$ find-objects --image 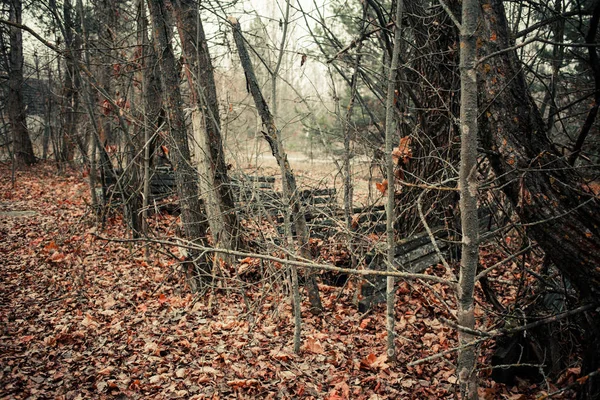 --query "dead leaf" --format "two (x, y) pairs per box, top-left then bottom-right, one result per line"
(376, 180), (388, 195)
(97, 366), (114, 376)
(392, 136), (413, 165)
(227, 379), (260, 388)
(361, 353), (388, 370)
(304, 337), (325, 354)
(81, 314), (99, 328)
